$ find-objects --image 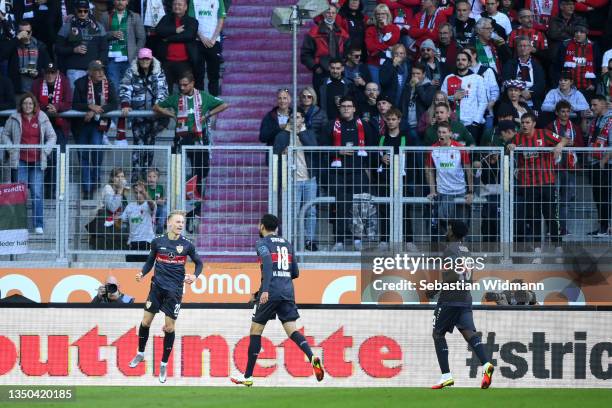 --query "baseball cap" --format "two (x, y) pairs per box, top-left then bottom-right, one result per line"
(88, 60), (104, 70)
(44, 62), (58, 72)
(420, 39), (438, 52)
(138, 48), (153, 59)
(75, 0), (90, 10)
